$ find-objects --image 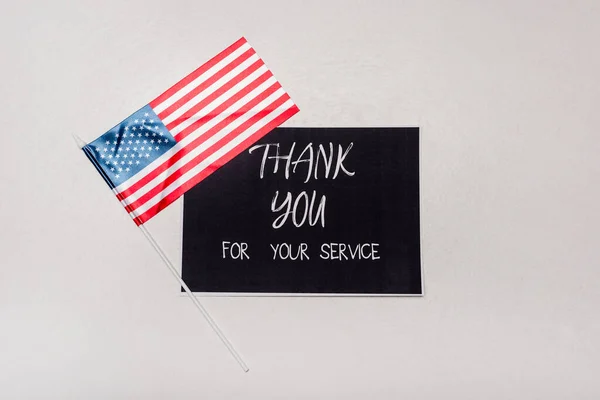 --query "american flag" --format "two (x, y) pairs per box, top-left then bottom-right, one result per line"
(82, 37), (299, 225)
